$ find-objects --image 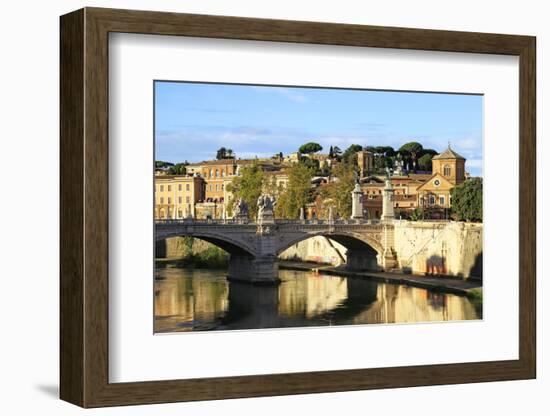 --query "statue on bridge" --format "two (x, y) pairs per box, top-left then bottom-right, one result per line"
(257, 194), (276, 224)
(233, 198), (249, 222)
